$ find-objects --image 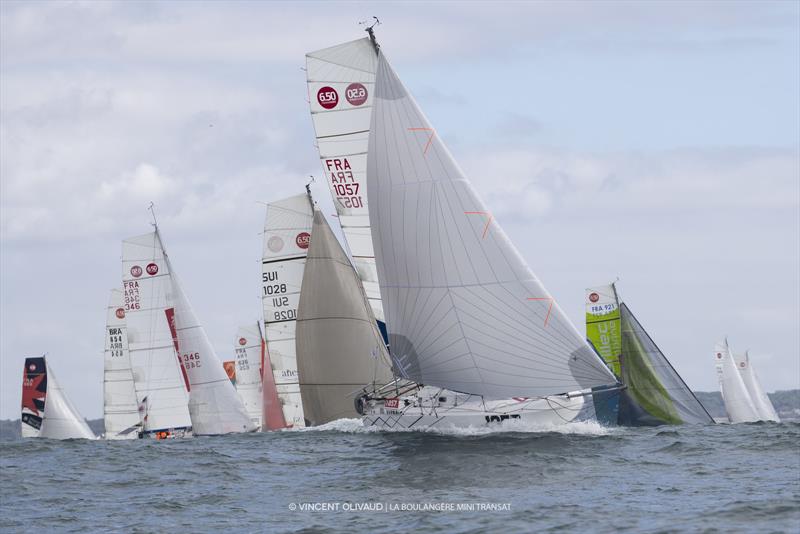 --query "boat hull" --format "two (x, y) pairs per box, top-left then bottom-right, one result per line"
(360, 387), (590, 430)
